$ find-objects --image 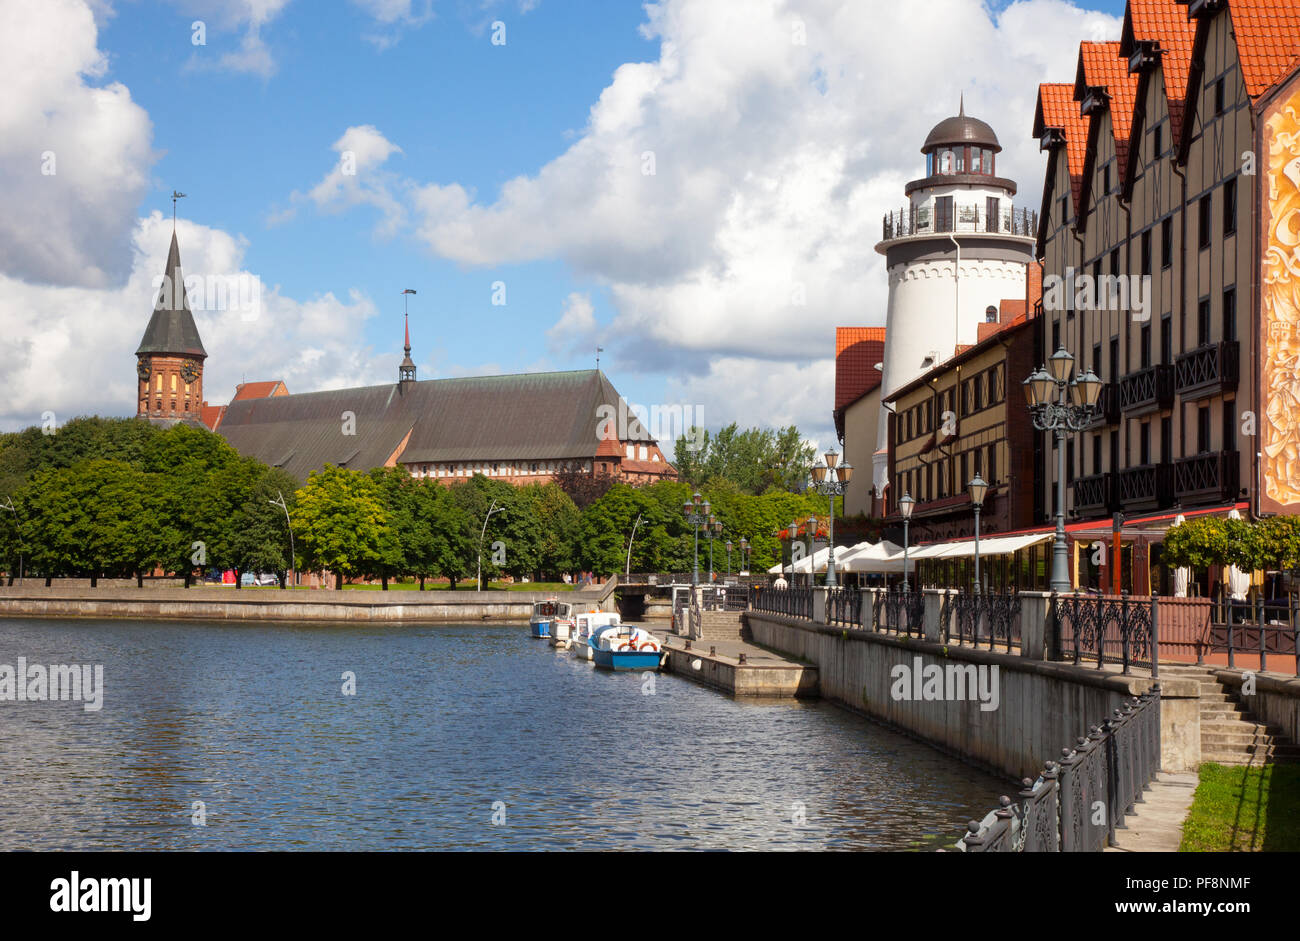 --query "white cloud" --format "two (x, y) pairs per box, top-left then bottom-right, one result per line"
(272, 125), (407, 233)
(0, 212), (391, 431)
(546, 292), (596, 353)
(0, 0), (155, 287)
(173, 0), (293, 78)
(400, 0), (1121, 441)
